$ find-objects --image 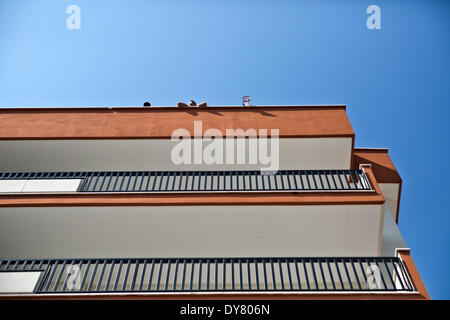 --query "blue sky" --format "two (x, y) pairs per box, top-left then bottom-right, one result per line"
(0, 0), (449, 299)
